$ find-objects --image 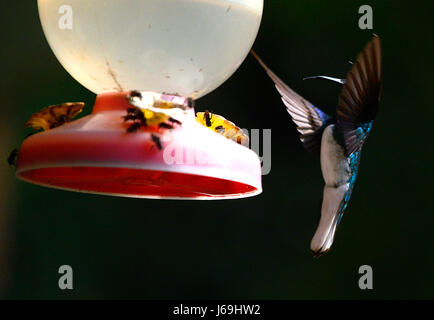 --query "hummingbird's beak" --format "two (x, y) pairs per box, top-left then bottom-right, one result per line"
(303, 75), (346, 86)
